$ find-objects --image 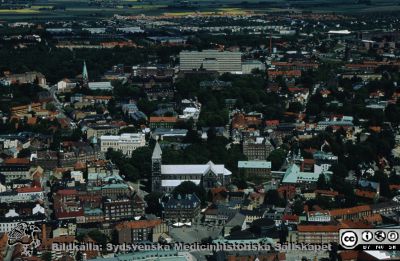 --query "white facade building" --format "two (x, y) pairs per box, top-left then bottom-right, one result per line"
(0, 220), (38, 233)
(242, 60), (265, 74)
(71, 171), (85, 183)
(307, 211), (331, 222)
(88, 81), (113, 91)
(100, 133), (146, 156)
(0, 190), (44, 203)
(57, 79), (76, 91)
